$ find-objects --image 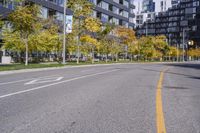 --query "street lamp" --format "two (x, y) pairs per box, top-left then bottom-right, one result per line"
(146, 19), (148, 36)
(182, 28), (190, 62)
(62, 0), (67, 64)
(176, 43), (179, 62)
